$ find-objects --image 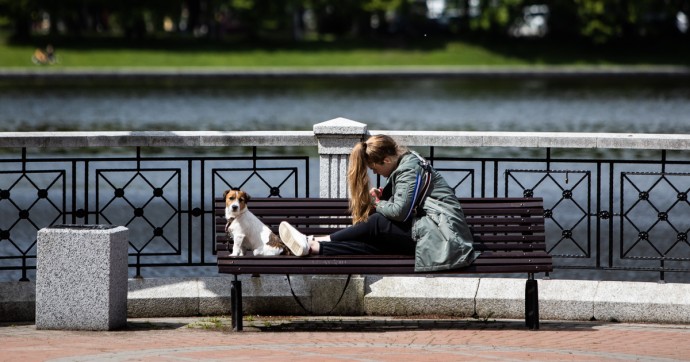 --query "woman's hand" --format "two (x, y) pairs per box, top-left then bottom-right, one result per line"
(369, 187), (382, 198)
(369, 187), (383, 206)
